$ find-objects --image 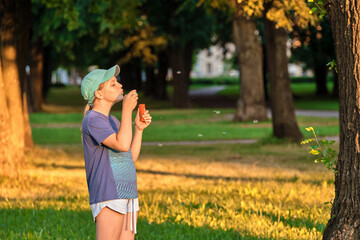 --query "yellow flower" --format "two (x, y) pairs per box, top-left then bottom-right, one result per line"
(305, 127), (314, 132)
(301, 138), (314, 144)
(309, 149), (320, 155)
